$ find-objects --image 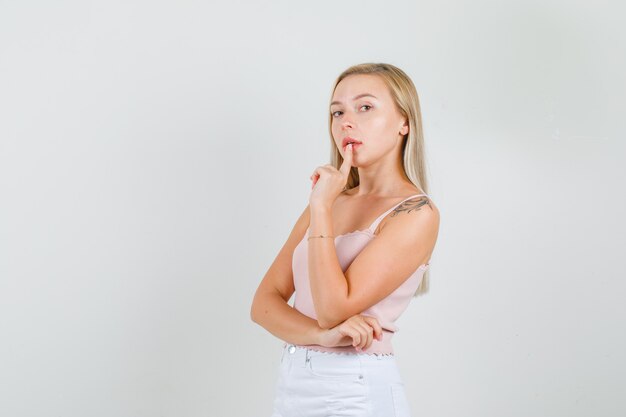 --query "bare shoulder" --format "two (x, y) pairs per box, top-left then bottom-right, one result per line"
(378, 193), (439, 236)
(391, 194), (439, 219)
(374, 193), (440, 262)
